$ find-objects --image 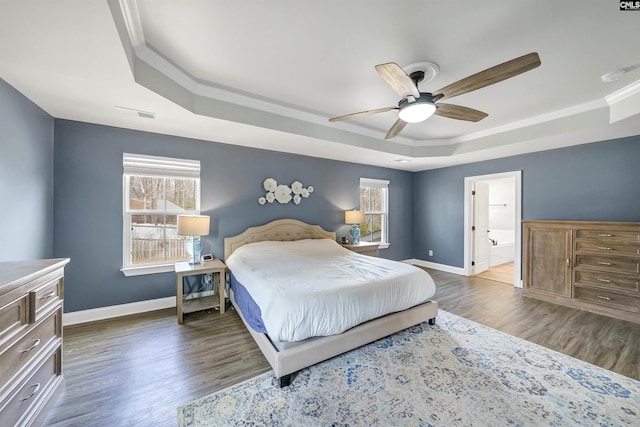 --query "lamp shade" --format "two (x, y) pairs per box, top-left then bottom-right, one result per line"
(345, 210), (365, 225)
(177, 215), (210, 236)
